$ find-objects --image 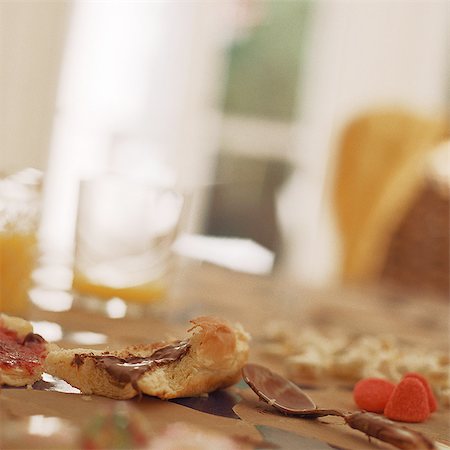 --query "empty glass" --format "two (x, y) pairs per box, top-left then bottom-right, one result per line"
(71, 174), (184, 314)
